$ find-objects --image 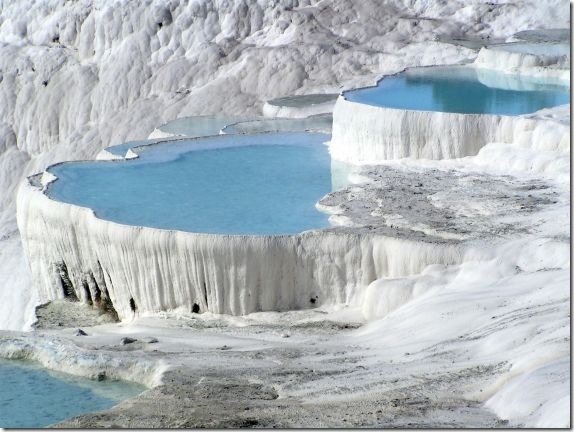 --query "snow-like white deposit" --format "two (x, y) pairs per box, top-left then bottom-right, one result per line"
(474, 43), (570, 79)
(331, 96), (569, 163)
(0, 0), (571, 428)
(330, 63), (569, 164)
(18, 174), (472, 319)
(1, 0), (569, 330)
